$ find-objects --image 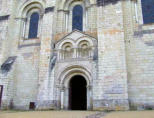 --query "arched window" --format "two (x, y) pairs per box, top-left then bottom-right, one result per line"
(78, 40), (90, 58)
(72, 5), (83, 31)
(28, 12), (39, 38)
(141, 0), (154, 24)
(62, 42), (73, 59)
